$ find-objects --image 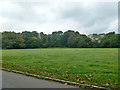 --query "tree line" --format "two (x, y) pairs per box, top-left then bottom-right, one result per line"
(2, 30), (120, 49)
